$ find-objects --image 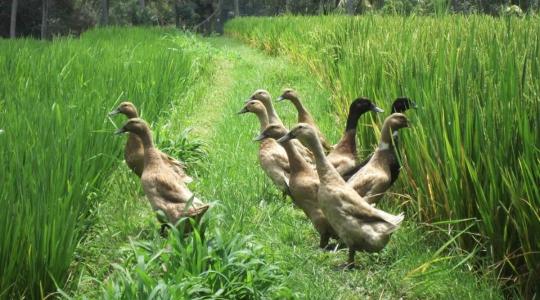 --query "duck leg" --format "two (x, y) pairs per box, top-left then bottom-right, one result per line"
(319, 233), (330, 249)
(346, 249), (356, 269)
(159, 223), (170, 237)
